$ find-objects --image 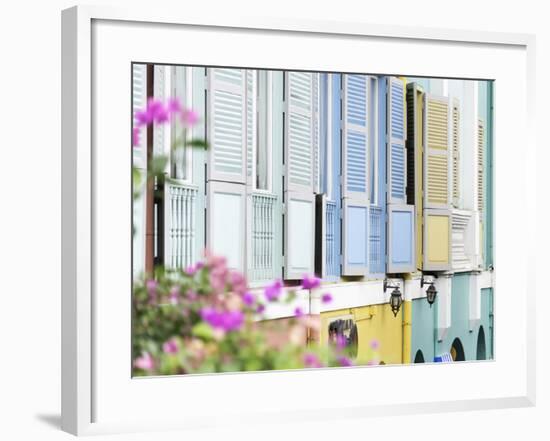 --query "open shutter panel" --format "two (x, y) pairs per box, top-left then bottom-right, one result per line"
(452, 100), (461, 207)
(132, 64), (148, 277)
(206, 68), (247, 271)
(284, 72), (315, 279)
(406, 82), (425, 271)
(423, 208), (451, 271)
(342, 74), (369, 276)
(424, 94), (451, 209)
(208, 68), (247, 184)
(387, 77), (415, 273)
(477, 119), (485, 213)
(387, 77), (407, 204)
